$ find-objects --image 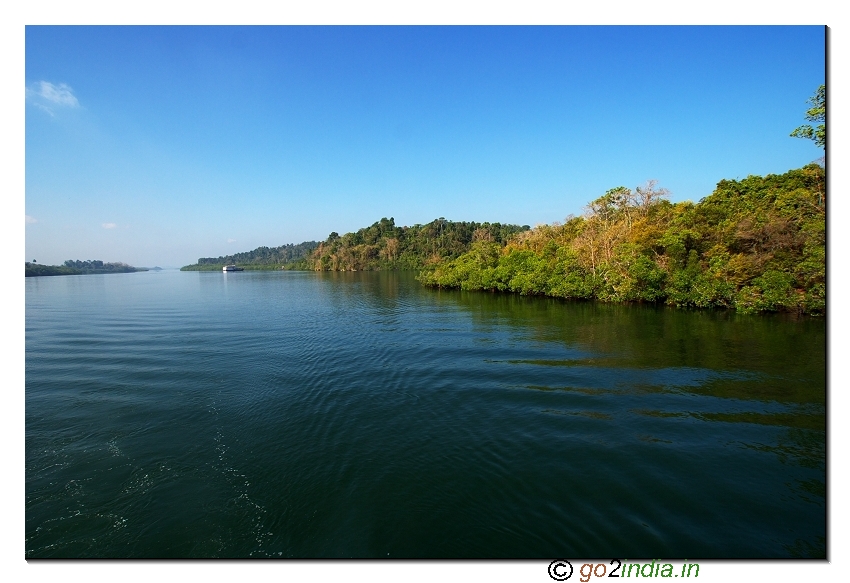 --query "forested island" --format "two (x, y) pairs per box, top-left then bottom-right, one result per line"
(25, 260), (149, 277)
(181, 163), (824, 315)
